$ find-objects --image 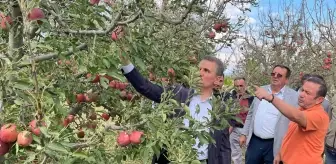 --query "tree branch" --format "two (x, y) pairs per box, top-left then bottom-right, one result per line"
(8, 0), (24, 60)
(105, 120), (147, 130)
(146, 0), (198, 25)
(117, 11), (141, 25)
(55, 12), (123, 35)
(17, 43), (88, 68)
